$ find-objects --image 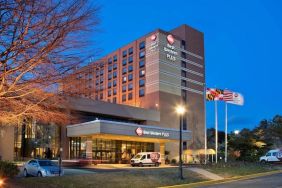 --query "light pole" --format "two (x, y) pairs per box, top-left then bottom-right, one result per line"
(176, 105), (186, 180)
